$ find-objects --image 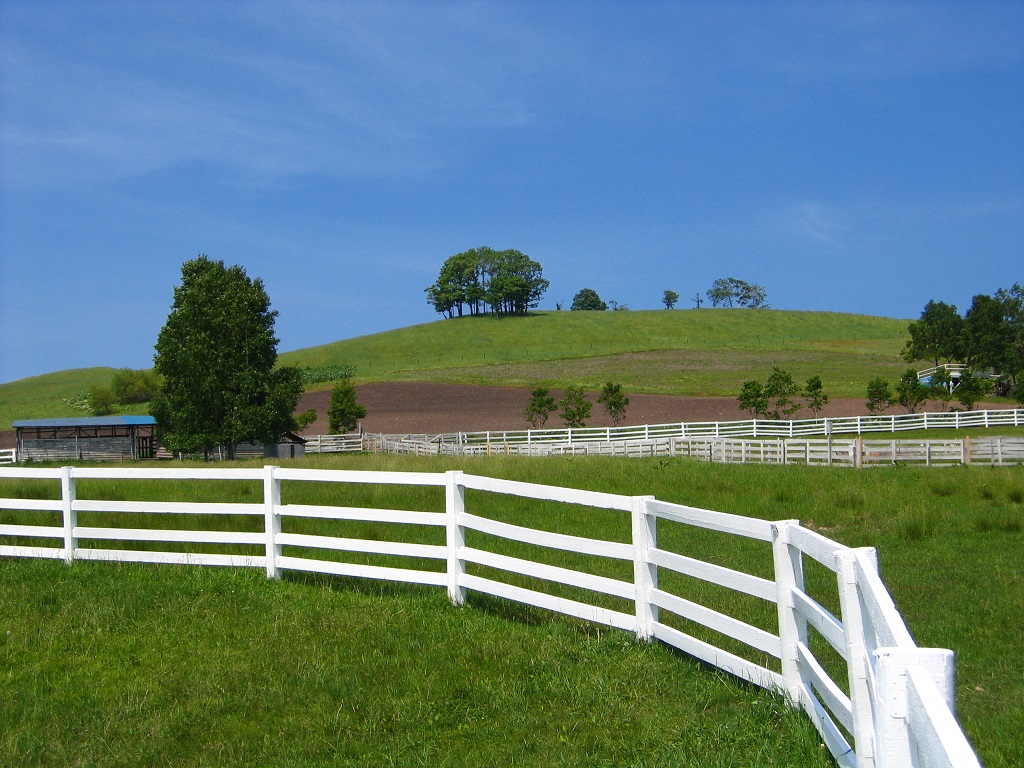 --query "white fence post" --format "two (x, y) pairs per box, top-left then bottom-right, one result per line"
(61, 466), (76, 565)
(837, 548), (881, 768)
(264, 465), (281, 579)
(873, 647), (962, 767)
(631, 495), (658, 641)
(771, 520), (807, 705)
(446, 470), (467, 606)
